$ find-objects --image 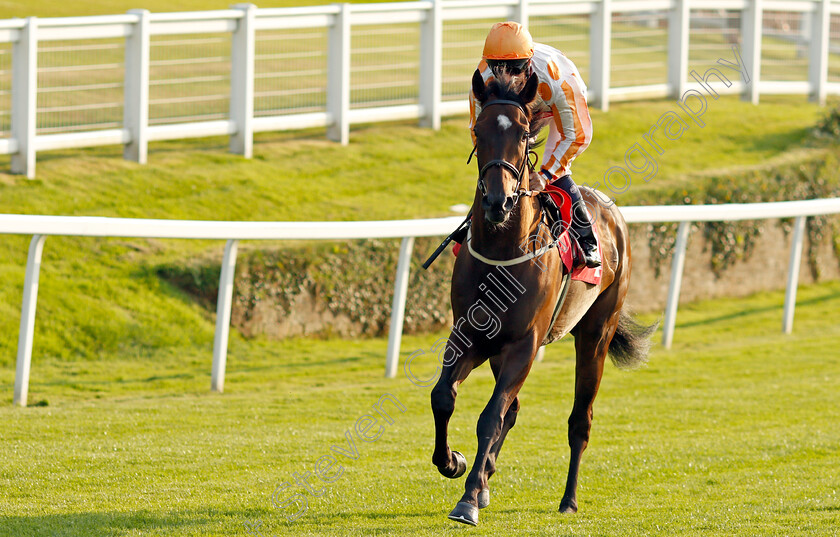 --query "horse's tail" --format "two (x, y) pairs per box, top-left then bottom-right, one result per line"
(607, 309), (658, 369)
